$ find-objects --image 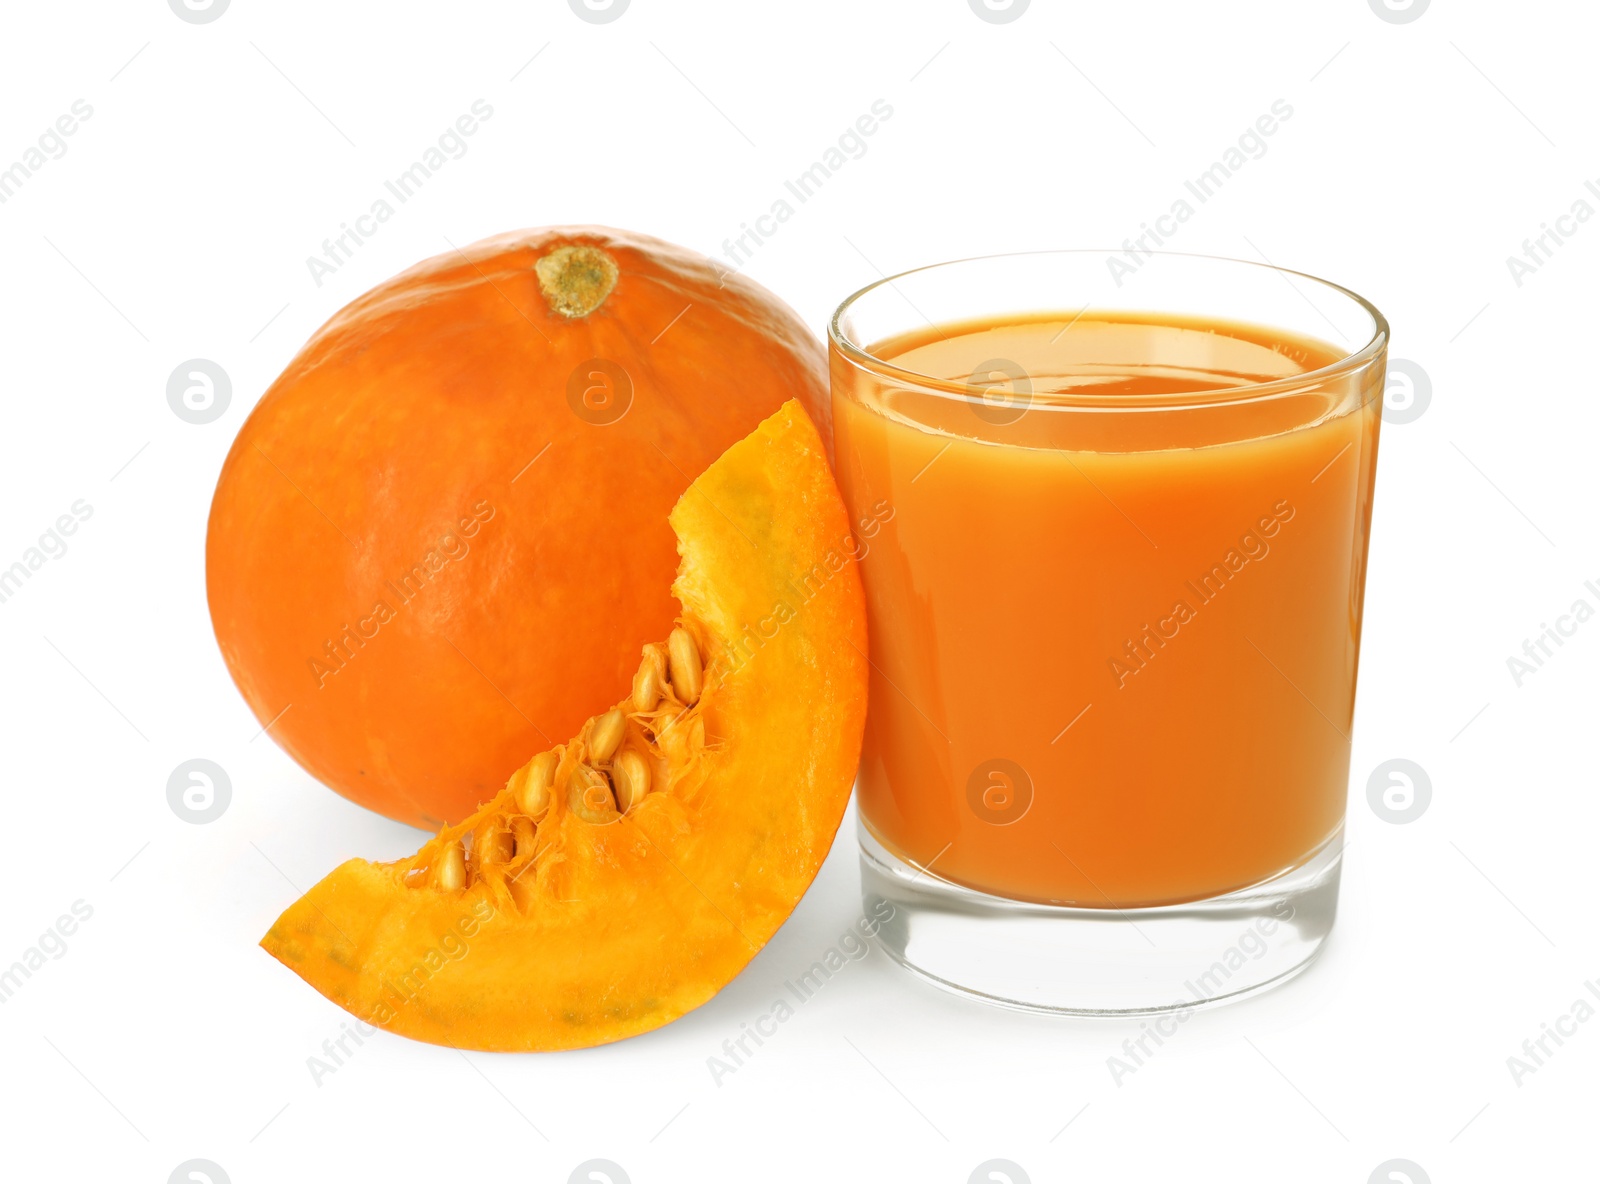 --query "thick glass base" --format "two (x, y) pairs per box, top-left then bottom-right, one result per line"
(860, 823), (1342, 1015)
